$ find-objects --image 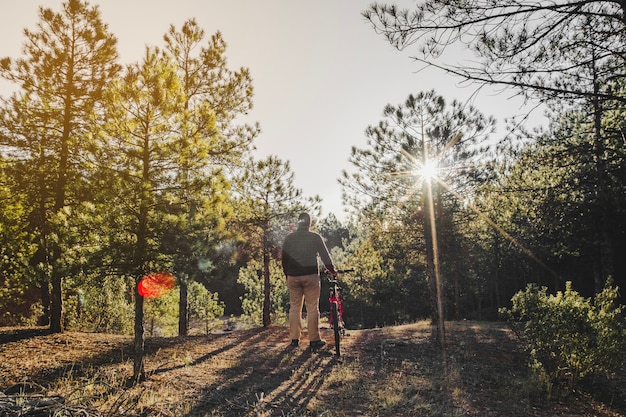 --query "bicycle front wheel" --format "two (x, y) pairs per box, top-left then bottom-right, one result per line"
(331, 301), (341, 356)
